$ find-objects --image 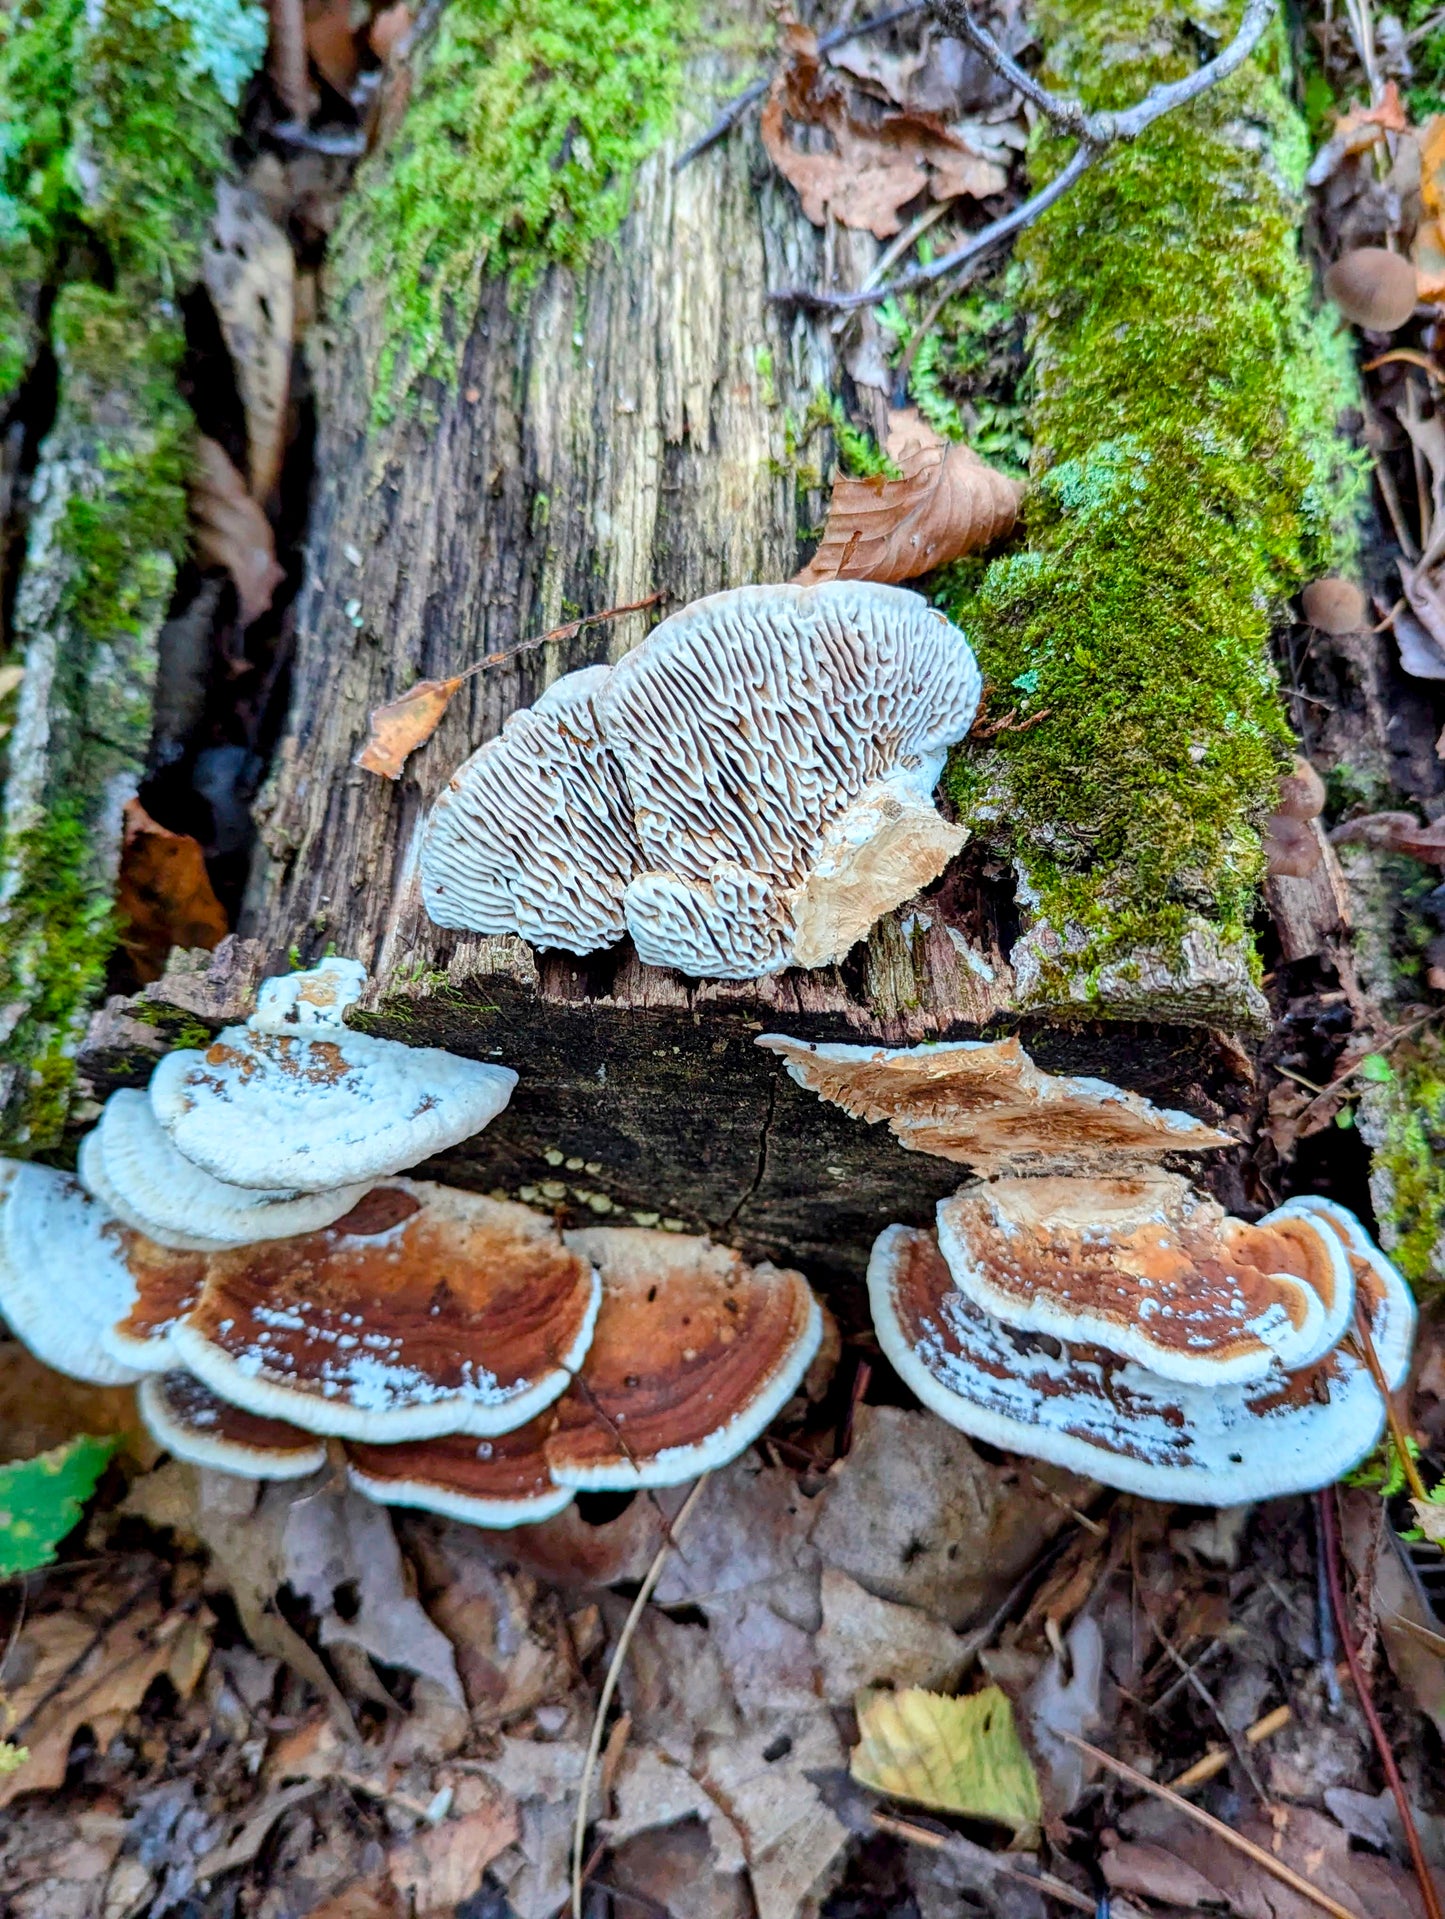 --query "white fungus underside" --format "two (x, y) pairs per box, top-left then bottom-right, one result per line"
(870, 1225), (1387, 1504)
(149, 1027), (517, 1191)
(0, 1161), (143, 1385)
(86, 1090), (375, 1246)
(421, 582), (981, 979)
